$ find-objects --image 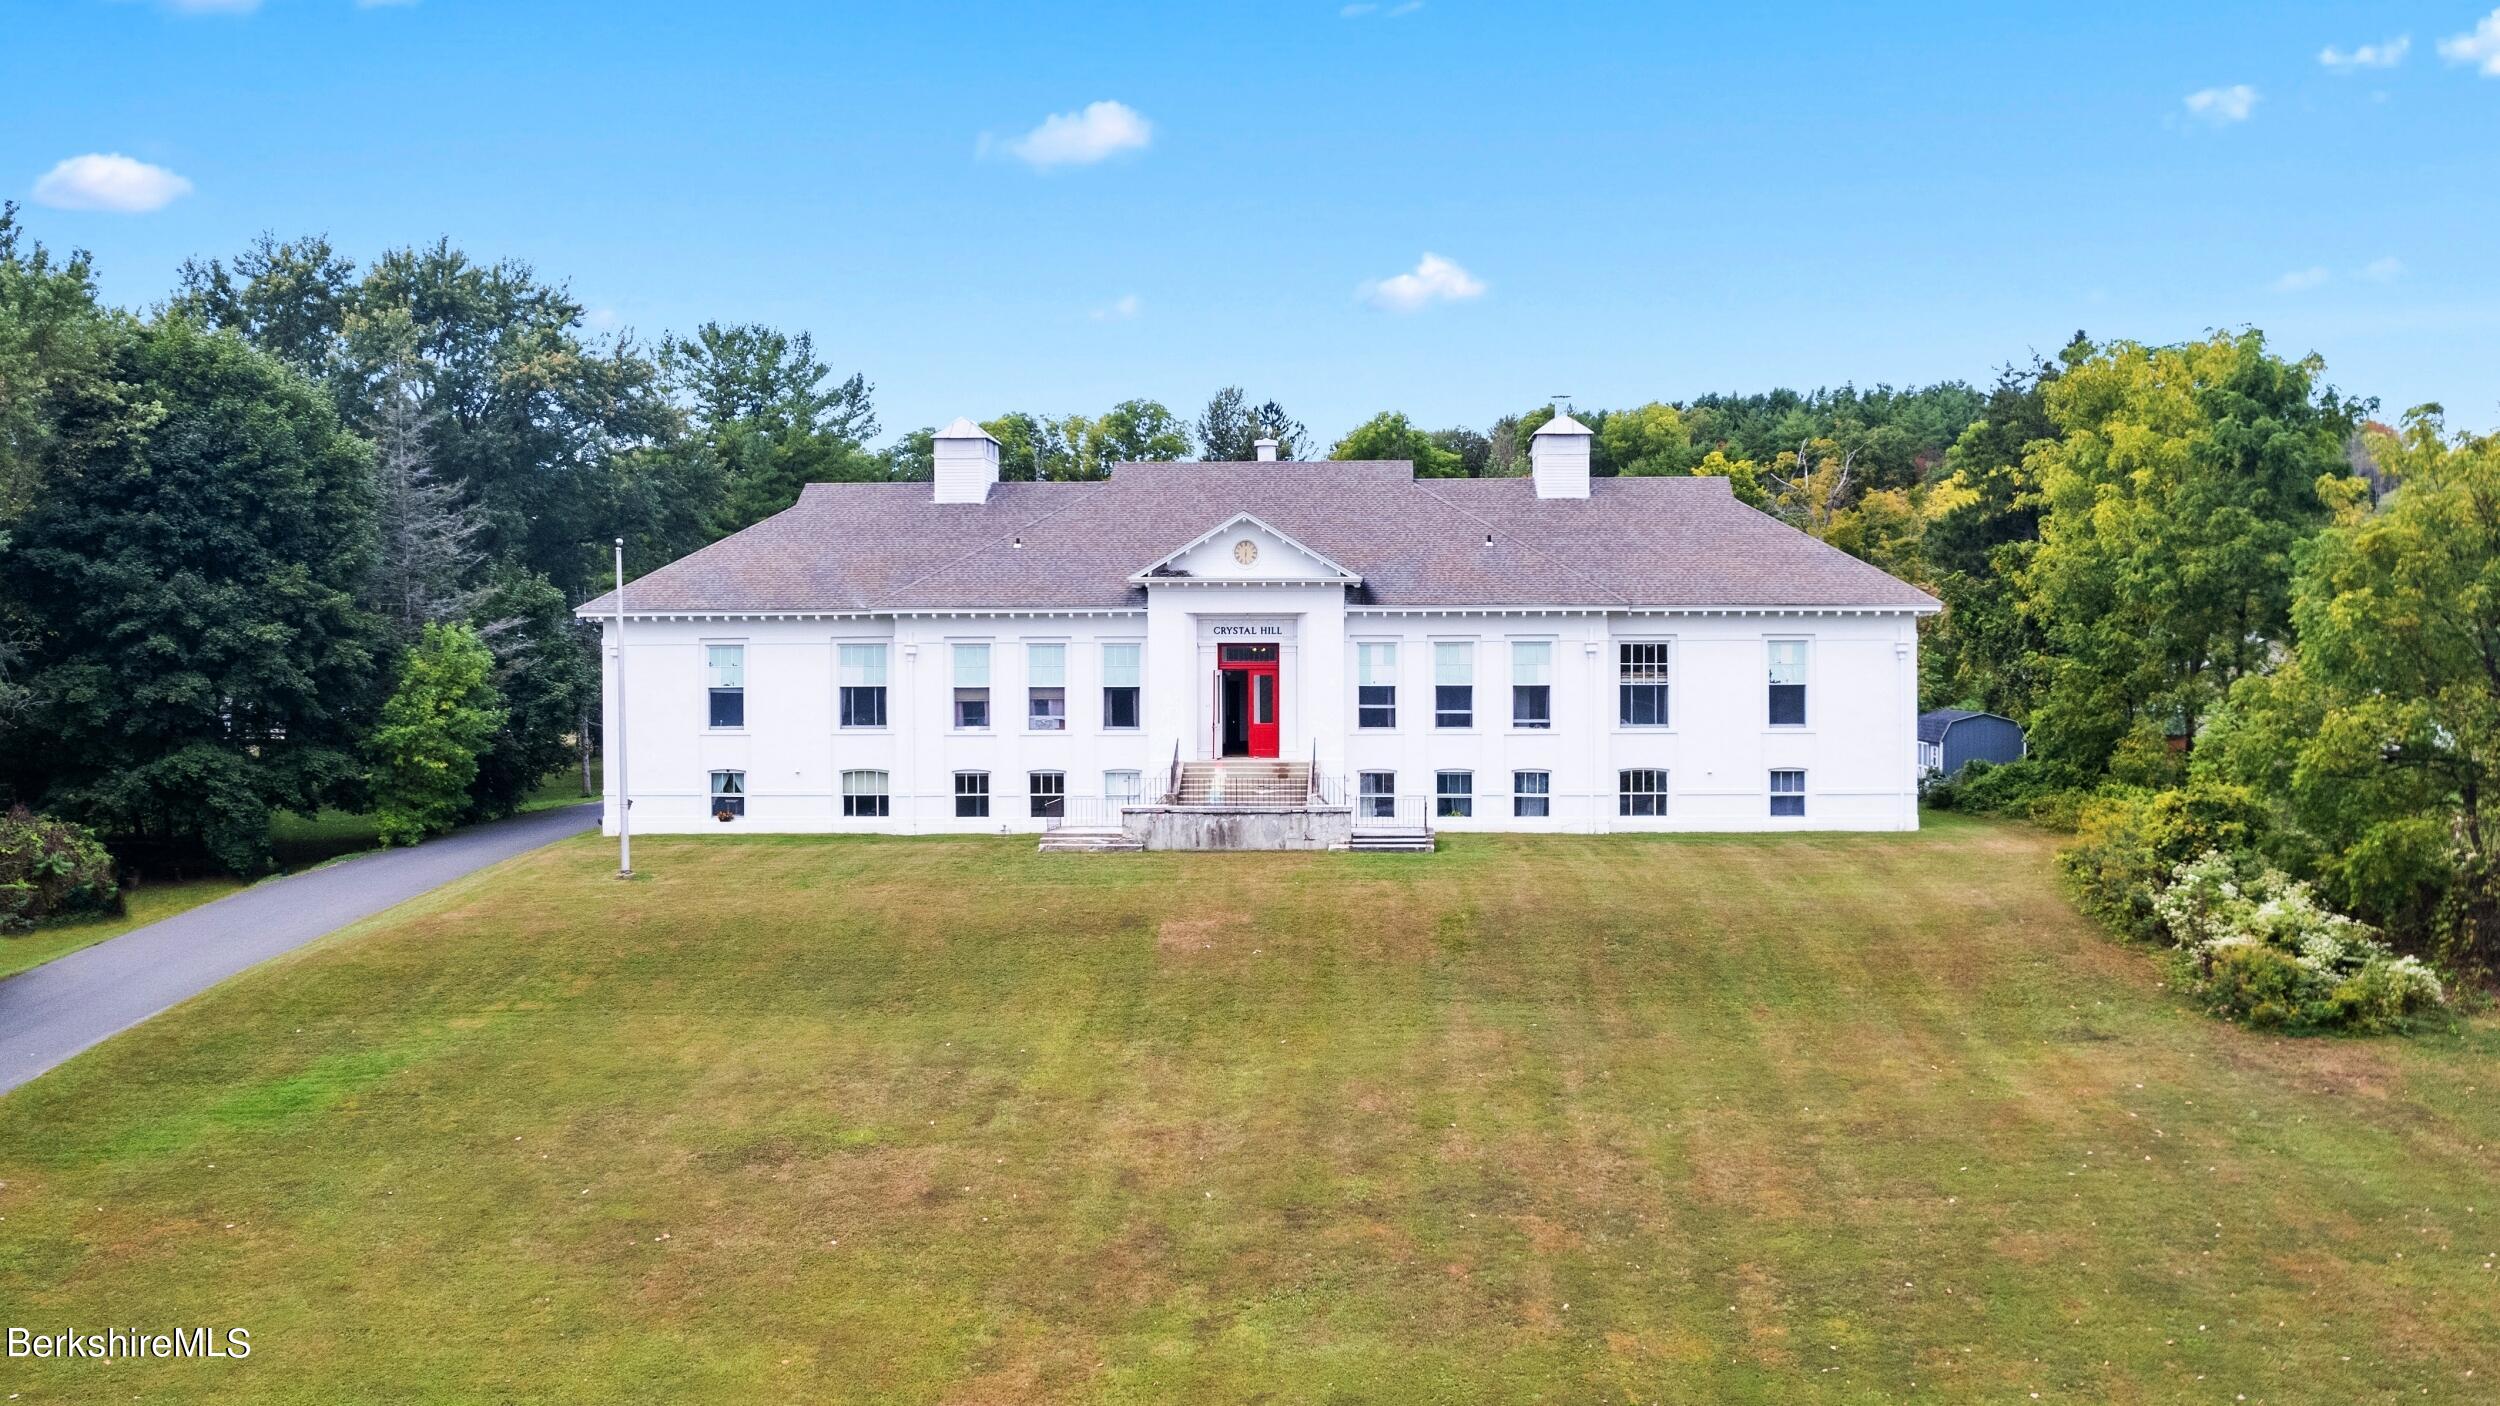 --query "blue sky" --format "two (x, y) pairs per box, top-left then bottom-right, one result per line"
(10, 1), (2500, 440)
